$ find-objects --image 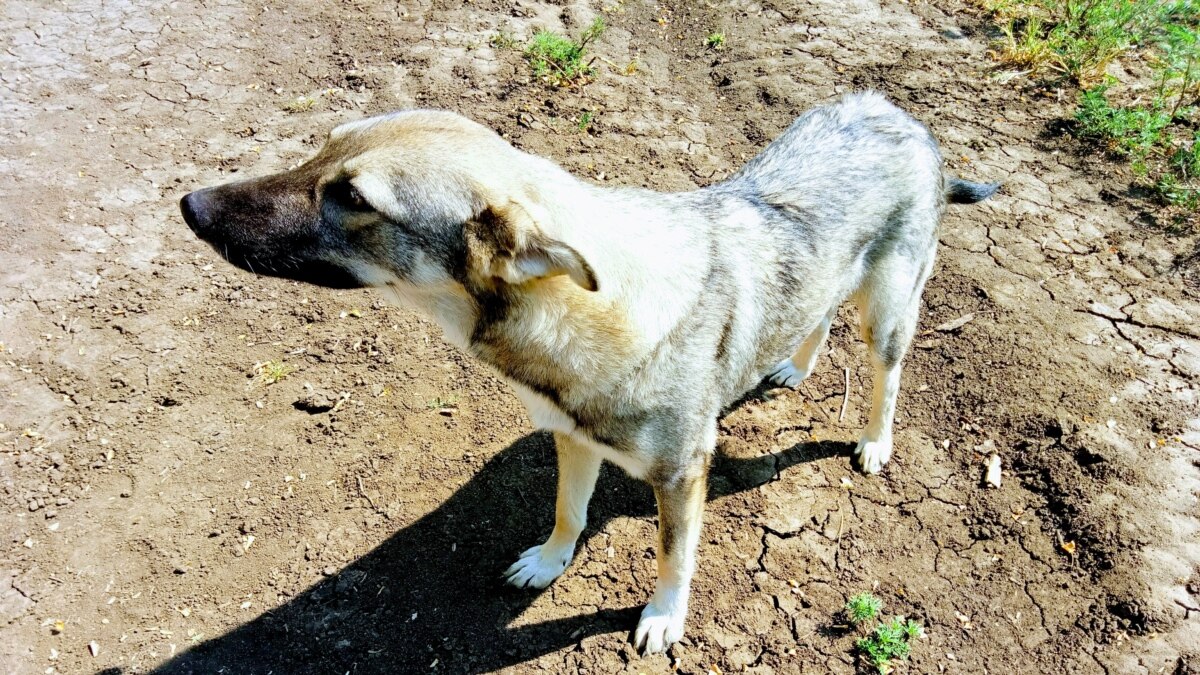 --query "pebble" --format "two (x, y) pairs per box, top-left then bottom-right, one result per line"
(985, 454), (1002, 488)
